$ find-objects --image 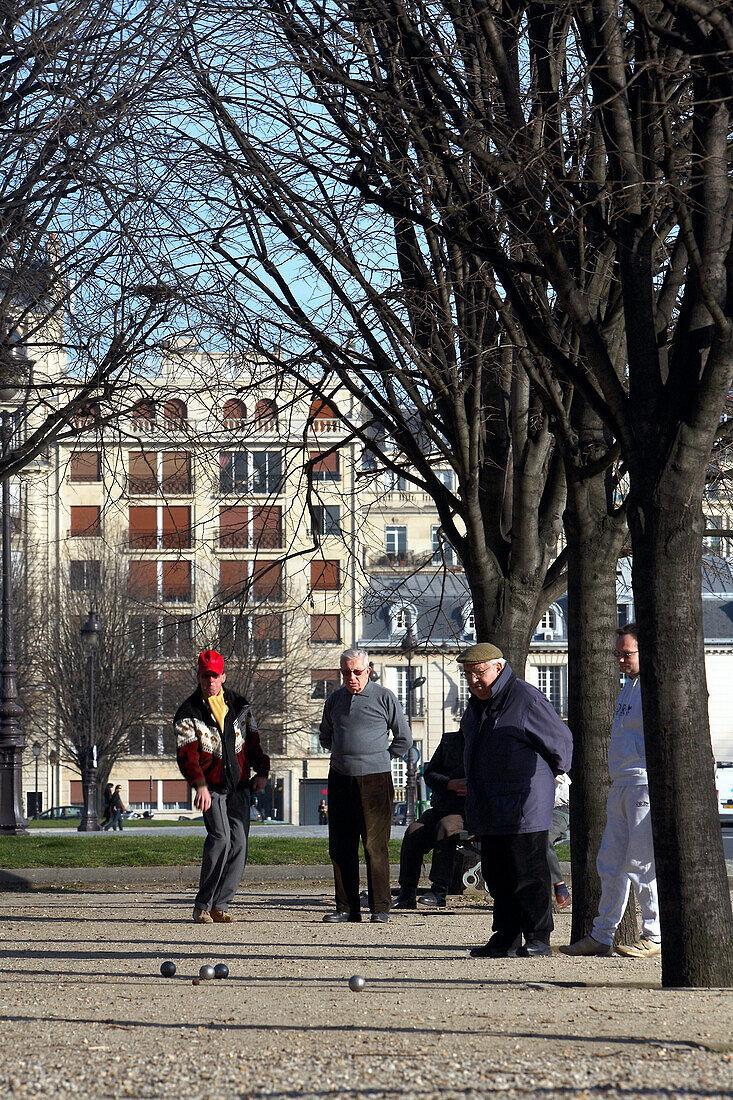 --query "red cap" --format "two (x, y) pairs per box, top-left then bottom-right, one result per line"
(198, 649), (224, 676)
